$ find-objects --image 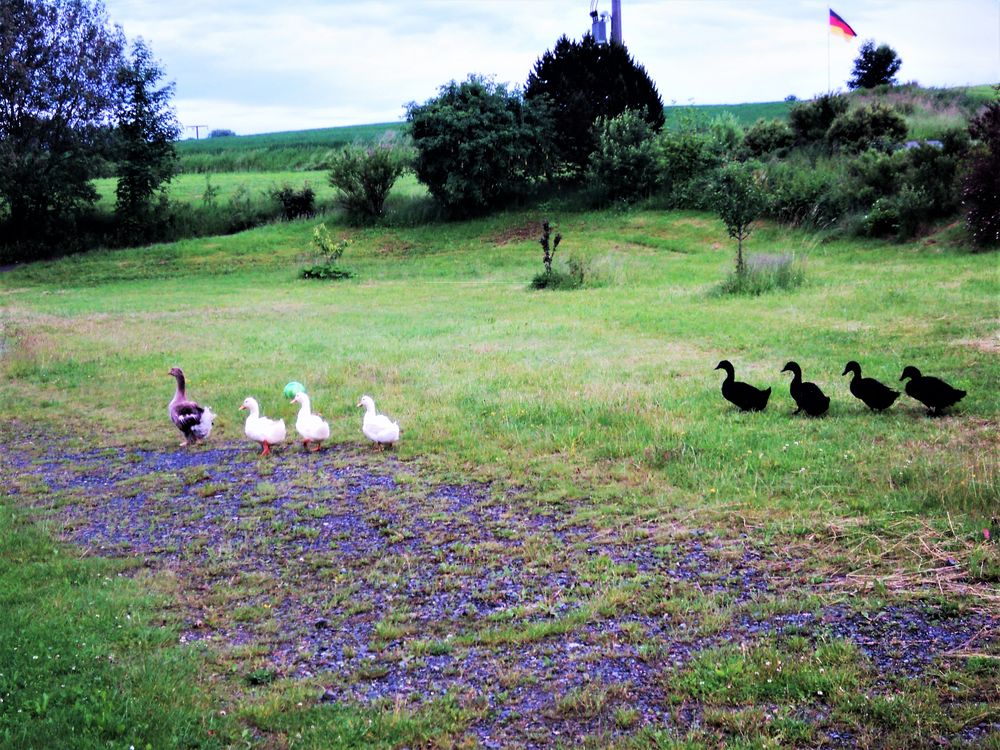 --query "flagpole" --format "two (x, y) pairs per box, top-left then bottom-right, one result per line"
(827, 9), (831, 93)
